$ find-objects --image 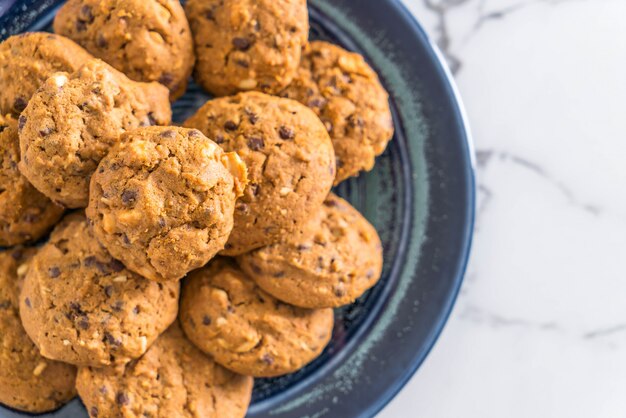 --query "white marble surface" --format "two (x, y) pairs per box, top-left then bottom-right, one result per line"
(381, 0), (626, 417)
